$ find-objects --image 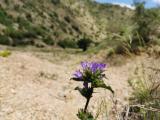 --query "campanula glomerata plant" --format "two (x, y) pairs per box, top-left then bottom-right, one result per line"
(71, 61), (114, 120)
